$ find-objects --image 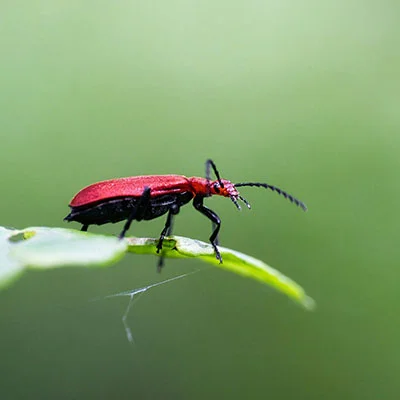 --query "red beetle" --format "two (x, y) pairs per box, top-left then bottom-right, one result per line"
(65, 159), (307, 267)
